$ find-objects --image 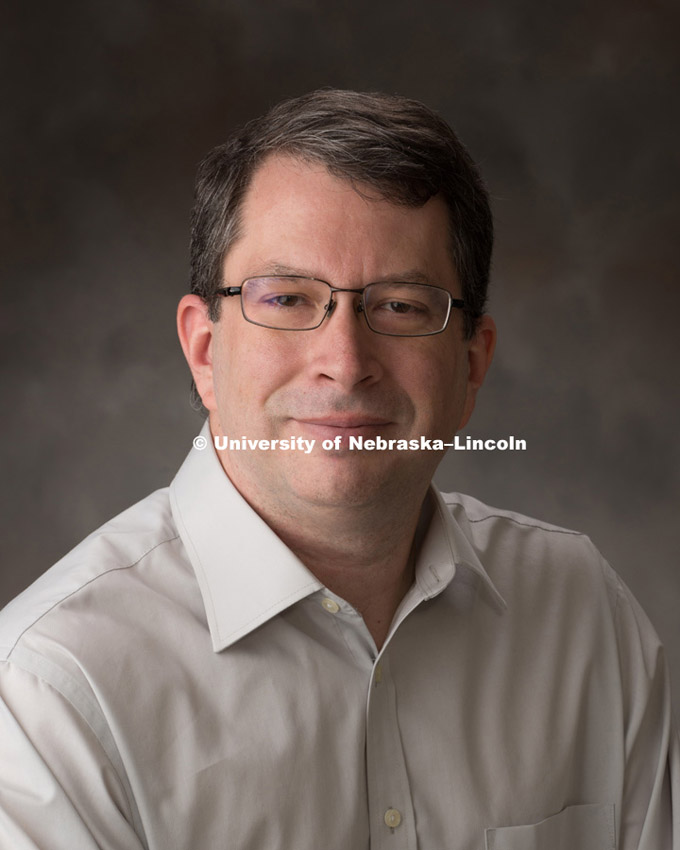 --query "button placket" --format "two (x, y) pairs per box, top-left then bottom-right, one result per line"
(365, 651), (416, 849)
